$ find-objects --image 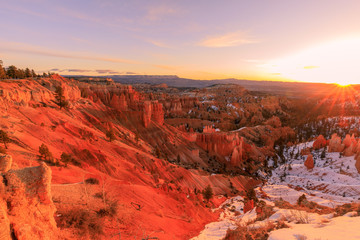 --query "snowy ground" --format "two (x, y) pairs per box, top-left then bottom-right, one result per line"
(192, 140), (360, 240)
(266, 144), (360, 205)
